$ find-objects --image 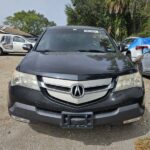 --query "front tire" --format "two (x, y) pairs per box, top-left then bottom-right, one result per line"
(3, 52), (8, 55)
(0, 48), (4, 56)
